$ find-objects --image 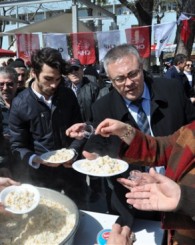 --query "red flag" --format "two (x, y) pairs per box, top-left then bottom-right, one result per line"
(180, 20), (190, 44)
(15, 34), (40, 62)
(180, 19), (191, 44)
(70, 32), (96, 65)
(125, 26), (150, 58)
